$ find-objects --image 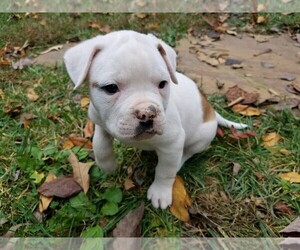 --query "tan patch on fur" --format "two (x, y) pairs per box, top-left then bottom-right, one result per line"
(201, 92), (215, 122)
